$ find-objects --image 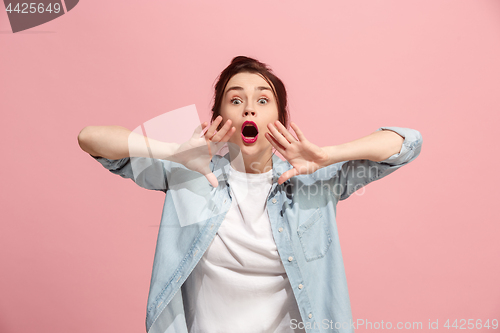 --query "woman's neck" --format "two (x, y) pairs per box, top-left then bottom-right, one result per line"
(228, 147), (273, 174)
